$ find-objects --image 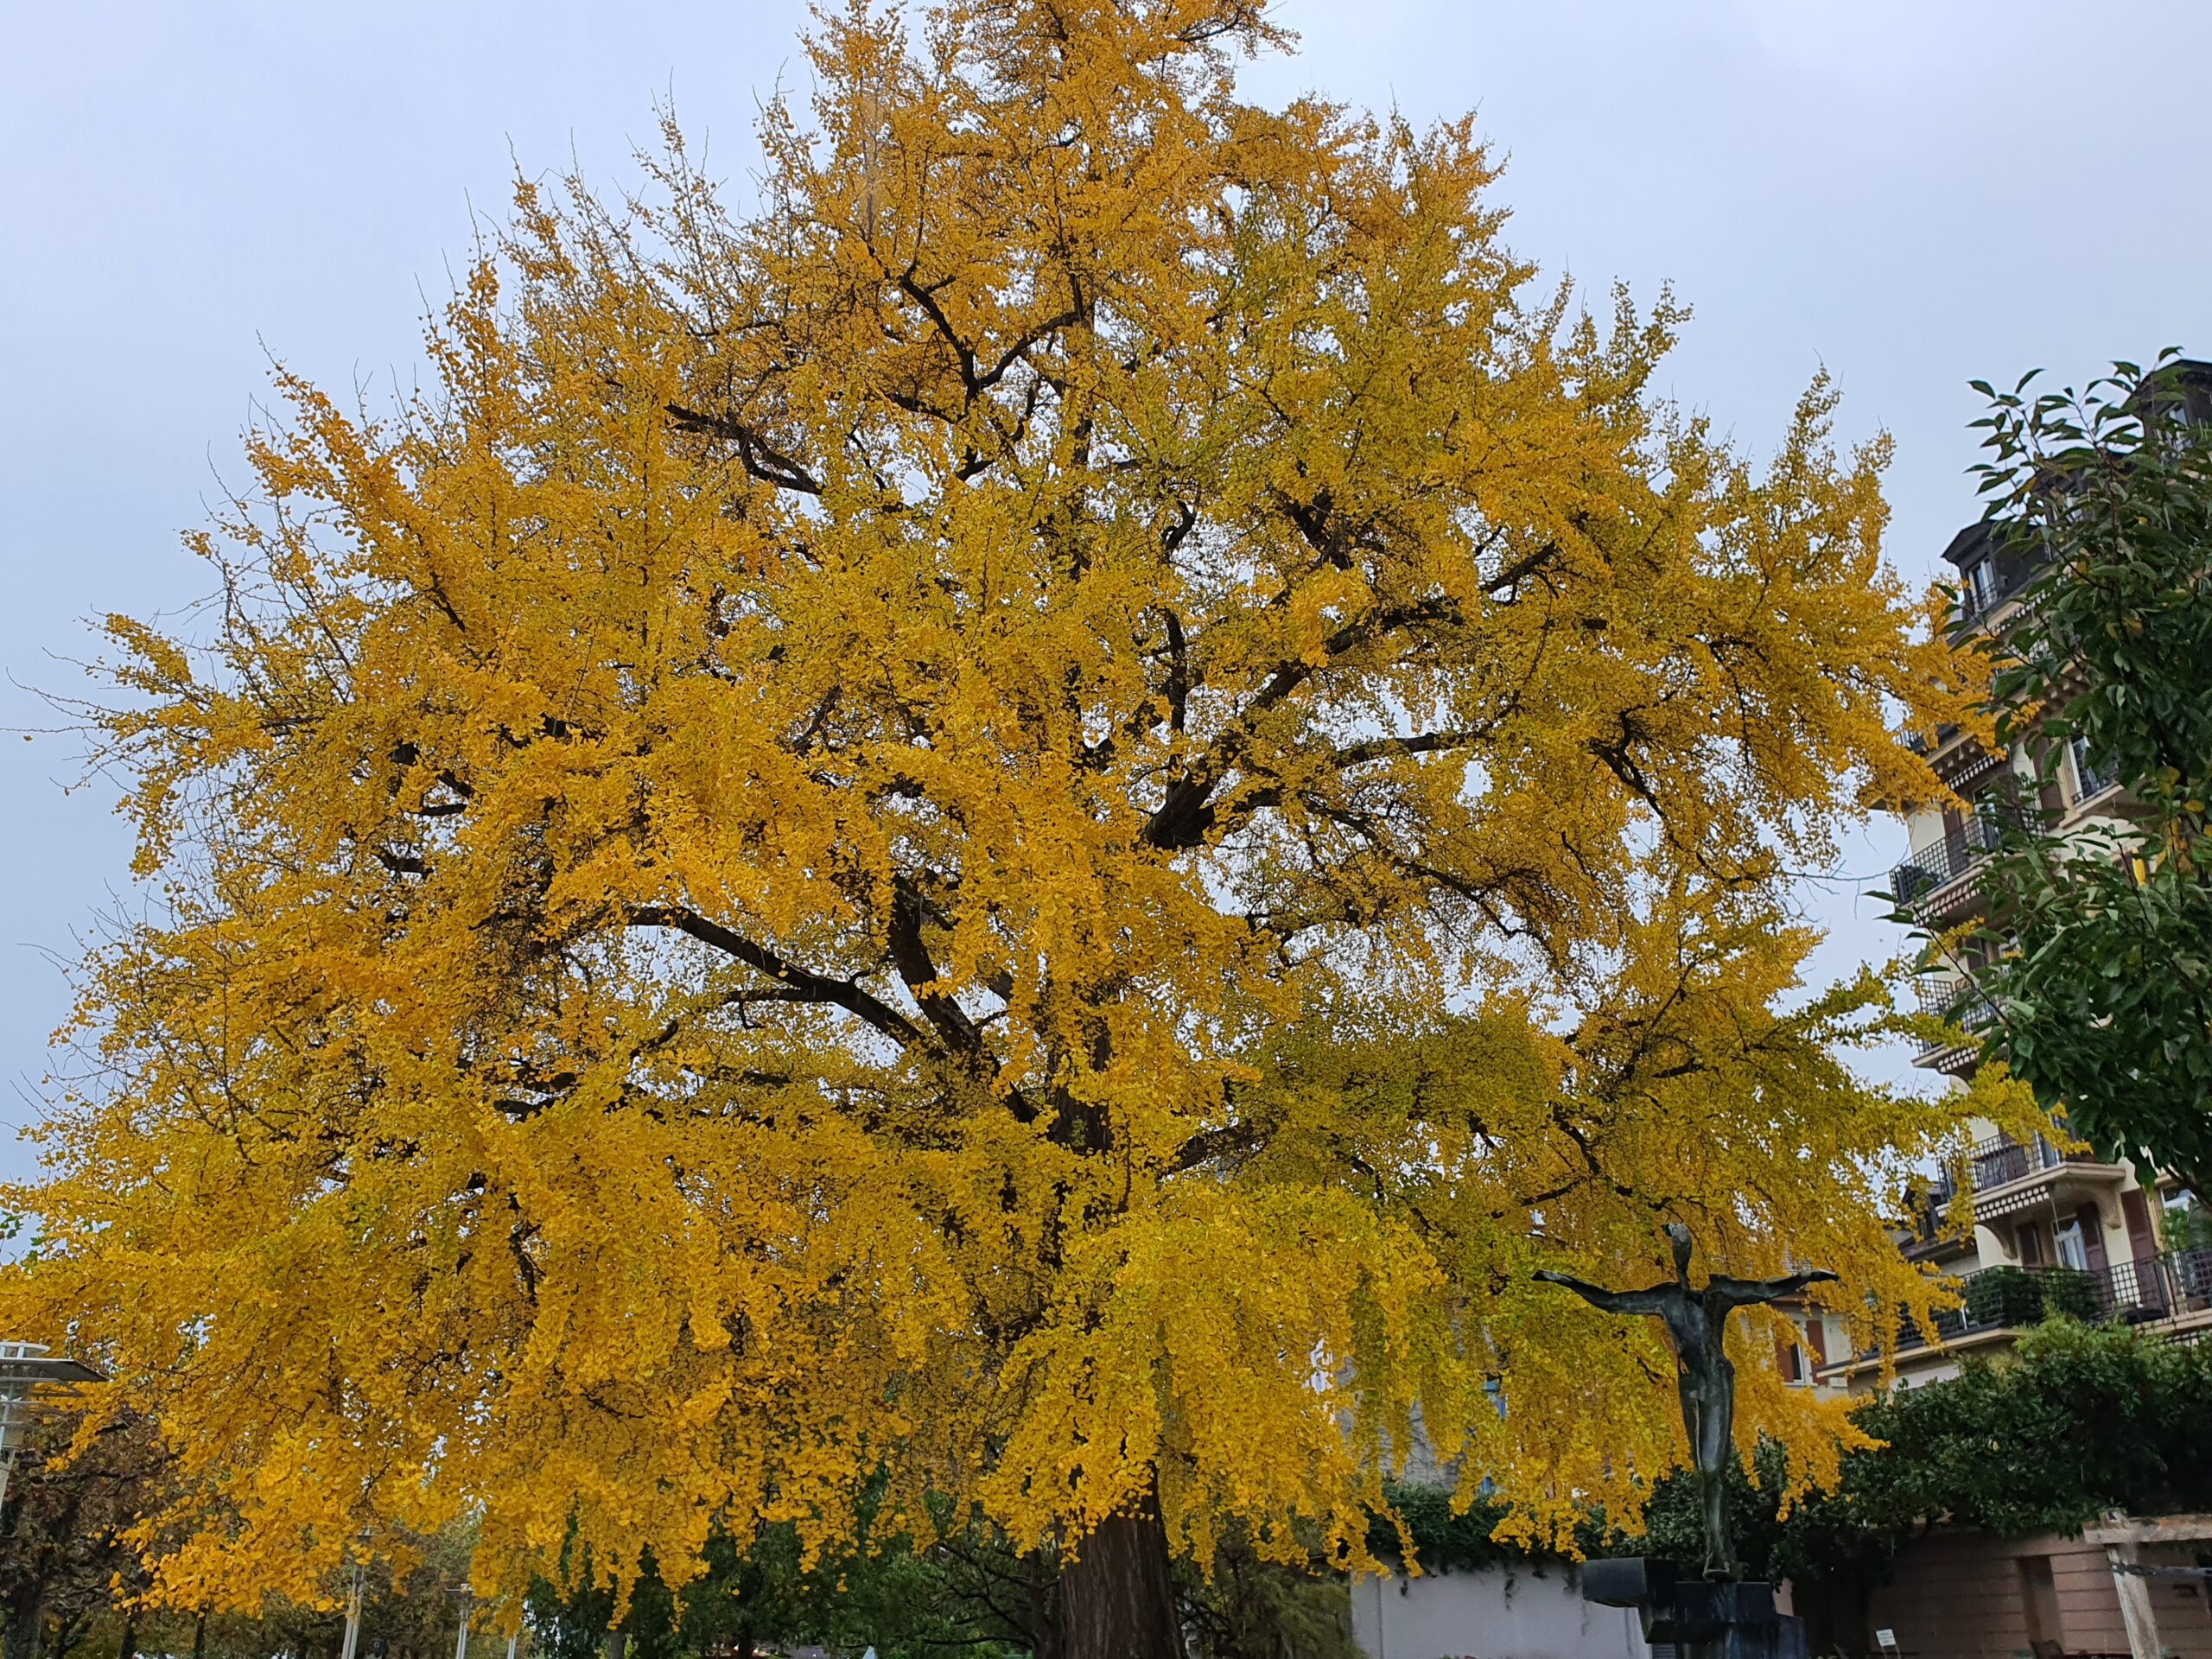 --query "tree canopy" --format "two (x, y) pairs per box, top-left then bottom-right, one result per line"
(3, 0), (1994, 1645)
(1953, 359), (2212, 1198)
